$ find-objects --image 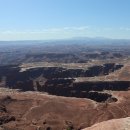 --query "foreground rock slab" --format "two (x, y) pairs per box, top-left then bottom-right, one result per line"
(83, 117), (130, 130)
